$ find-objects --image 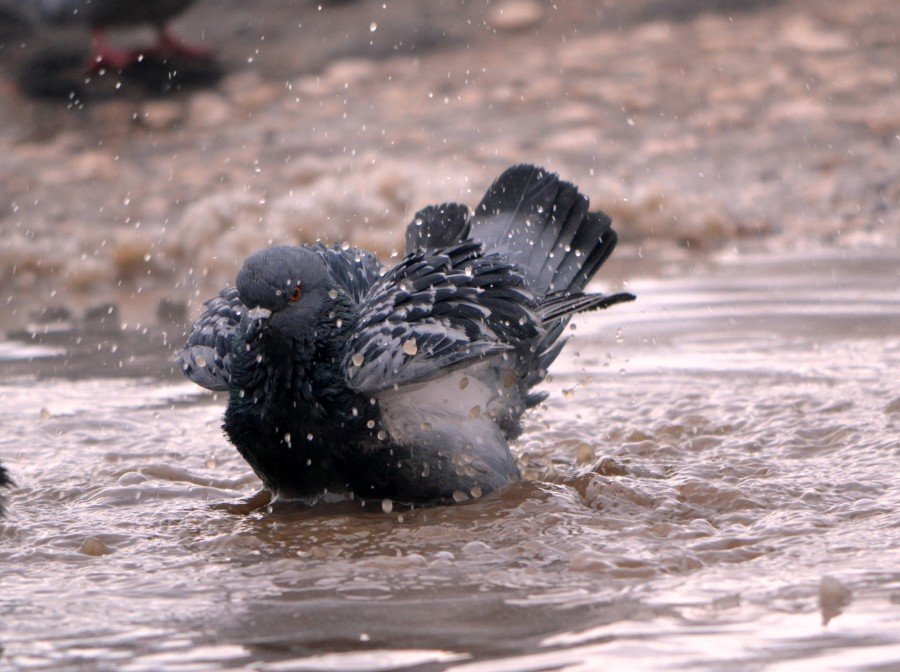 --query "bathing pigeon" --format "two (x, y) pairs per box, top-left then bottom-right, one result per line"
(0, 460), (11, 516)
(178, 165), (635, 506)
(7, 0), (207, 69)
